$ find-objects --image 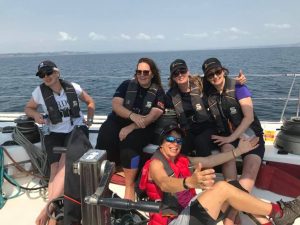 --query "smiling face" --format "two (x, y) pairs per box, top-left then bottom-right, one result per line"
(172, 68), (189, 86)
(41, 69), (60, 87)
(160, 130), (182, 161)
(135, 62), (153, 88)
(206, 67), (225, 89)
